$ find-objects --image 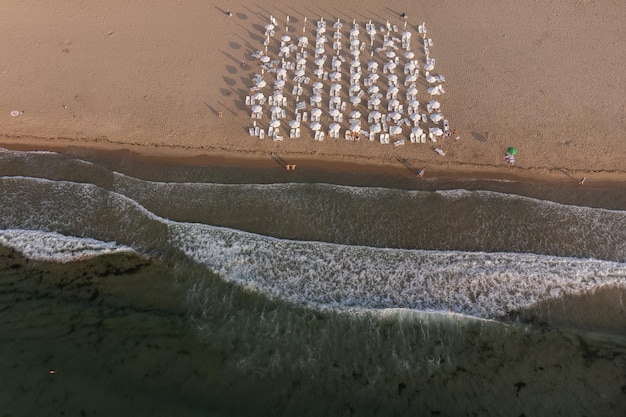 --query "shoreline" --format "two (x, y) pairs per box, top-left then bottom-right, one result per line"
(2, 135), (625, 189)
